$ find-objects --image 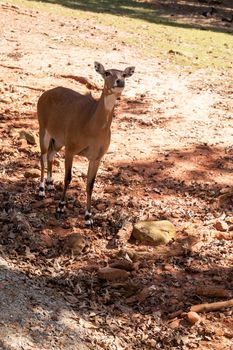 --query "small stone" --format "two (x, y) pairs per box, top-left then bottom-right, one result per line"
(32, 198), (54, 208)
(96, 203), (106, 211)
(40, 229), (54, 248)
(64, 232), (86, 255)
(109, 259), (135, 271)
(0, 96), (12, 104)
(19, 130), (37, 145)
(53, 158), (61, 167)
(132, 220), (176, 245)
(116, 222), (133, 243)
(169, 319), (181, 329)
(186, 311), (201, 325)
(98, 267), (129, 281)
(18, 139), (28, 152)
(214, 220), (228, 232)
(0, 146), (14, 155)
(24, 169), (41, 178)
(104, 185), (115, 194)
